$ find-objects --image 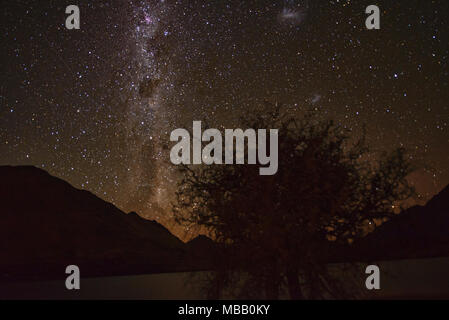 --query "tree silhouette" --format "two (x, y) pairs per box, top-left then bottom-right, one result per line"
(173, 105), (415, 299)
